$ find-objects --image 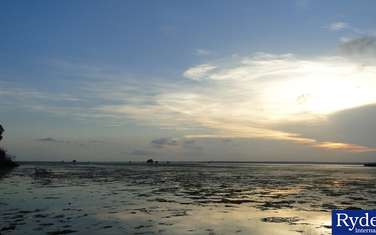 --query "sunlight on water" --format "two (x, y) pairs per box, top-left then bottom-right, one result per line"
(0, 162), (375, 234)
